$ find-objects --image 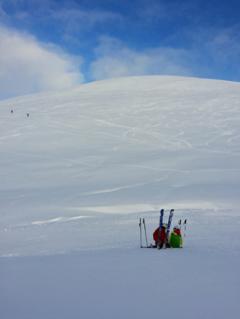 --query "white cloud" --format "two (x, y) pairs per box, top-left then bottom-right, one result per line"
(0, 25), (84, 99)
(90, 37), (193, 80)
